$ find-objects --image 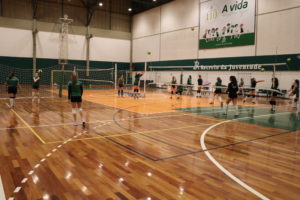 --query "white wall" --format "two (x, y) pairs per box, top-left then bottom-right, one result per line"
(132, 35), (160, 62)
(132, 7), (161, 39)
(257, 7), (300, 55)
(0, 27), (130, 63)
(90, 37), (130, 62)
(132, 0), (300, 90)
(132, 0), (300, 61)
(0, 27), (33, 58)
